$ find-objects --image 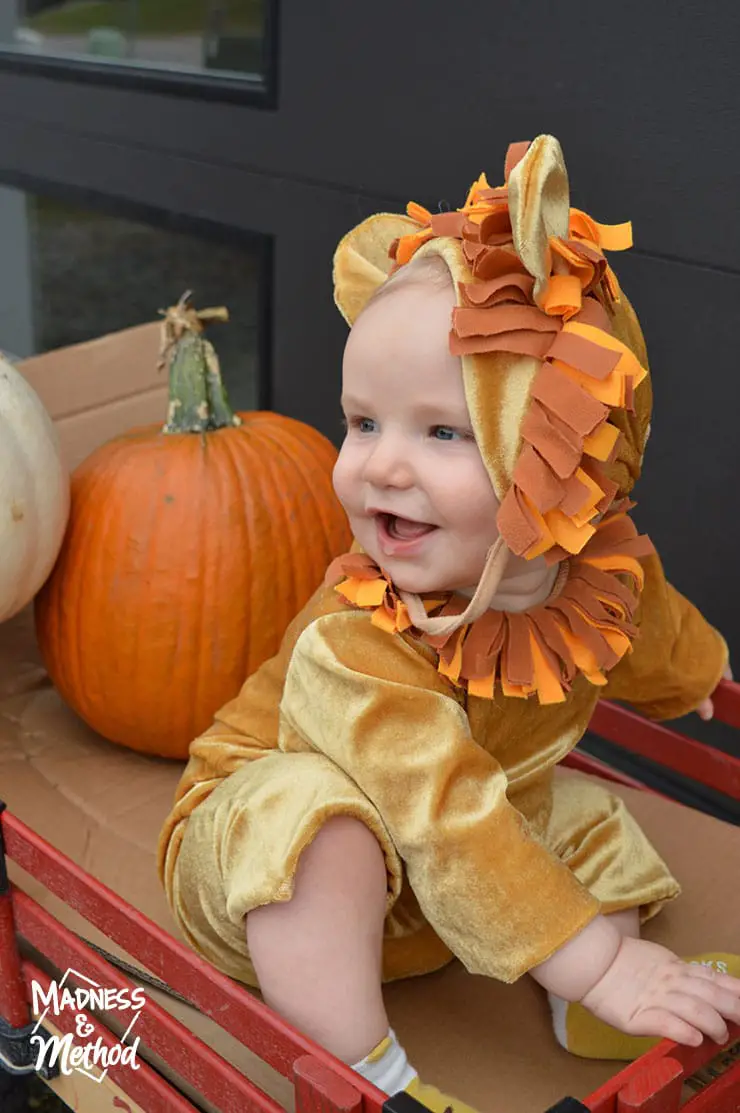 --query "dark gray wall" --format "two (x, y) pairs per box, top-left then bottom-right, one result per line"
(0, 0), (739, 658)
